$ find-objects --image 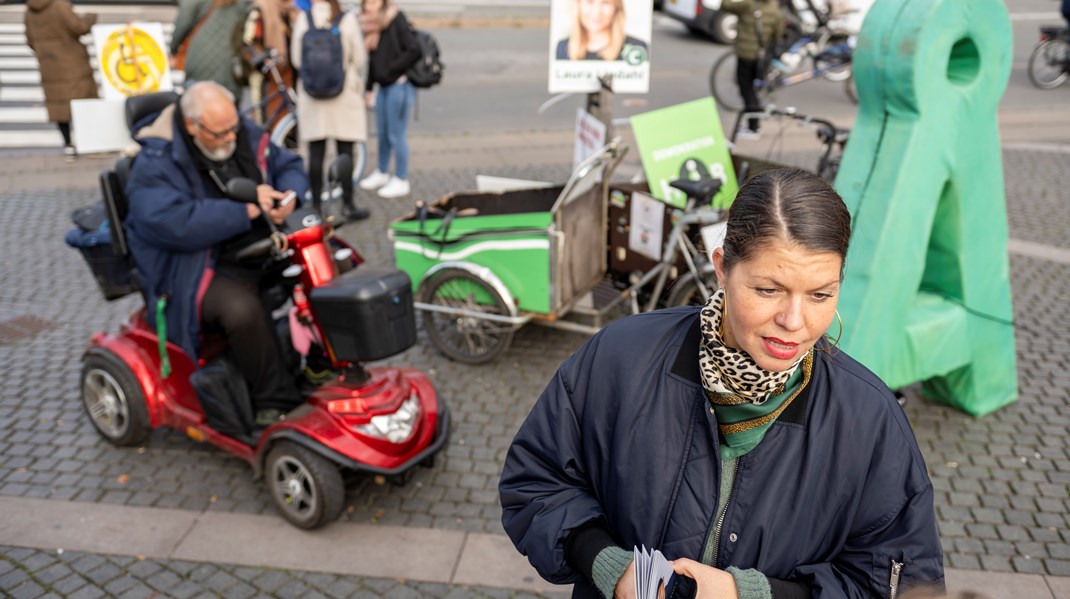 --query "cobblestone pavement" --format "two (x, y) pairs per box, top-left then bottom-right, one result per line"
(0, 545), (569, 599)
(0, 148), (1068, 593)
